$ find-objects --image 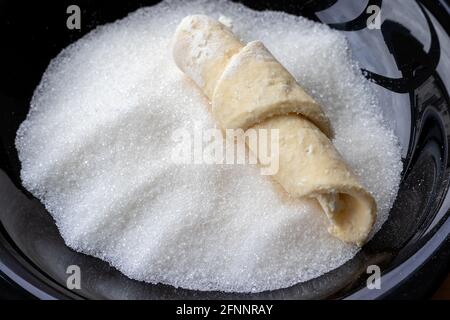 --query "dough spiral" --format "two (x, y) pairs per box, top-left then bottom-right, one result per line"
(172, 15), (376, 245)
